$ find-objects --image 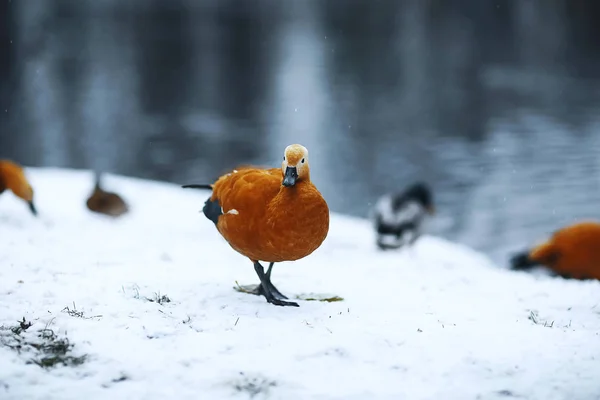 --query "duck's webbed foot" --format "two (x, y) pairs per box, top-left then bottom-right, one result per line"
(253, 261), (298, 307)
(243, 283), (289, 300)
(240, 283), (271, 298)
